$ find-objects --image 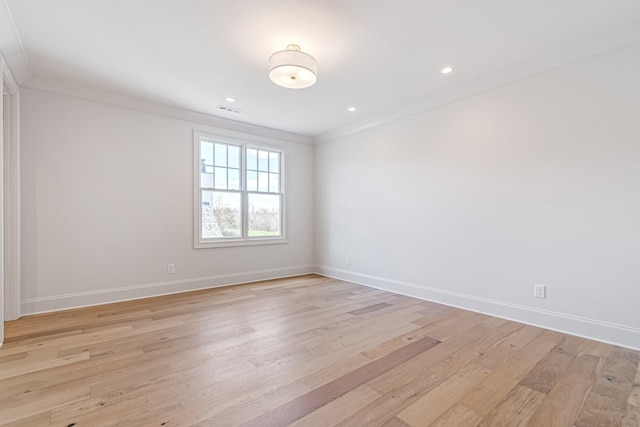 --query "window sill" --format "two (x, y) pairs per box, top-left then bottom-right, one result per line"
(194, 237), (288, 249)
